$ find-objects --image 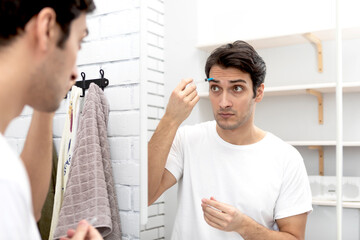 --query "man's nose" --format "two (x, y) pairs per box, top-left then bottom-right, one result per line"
(70, 65), (78, 82)
(219, 91), (232, 109)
